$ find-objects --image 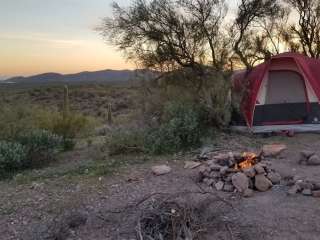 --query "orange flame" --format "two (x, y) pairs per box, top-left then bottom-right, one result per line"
(235, 152), (257, 170)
